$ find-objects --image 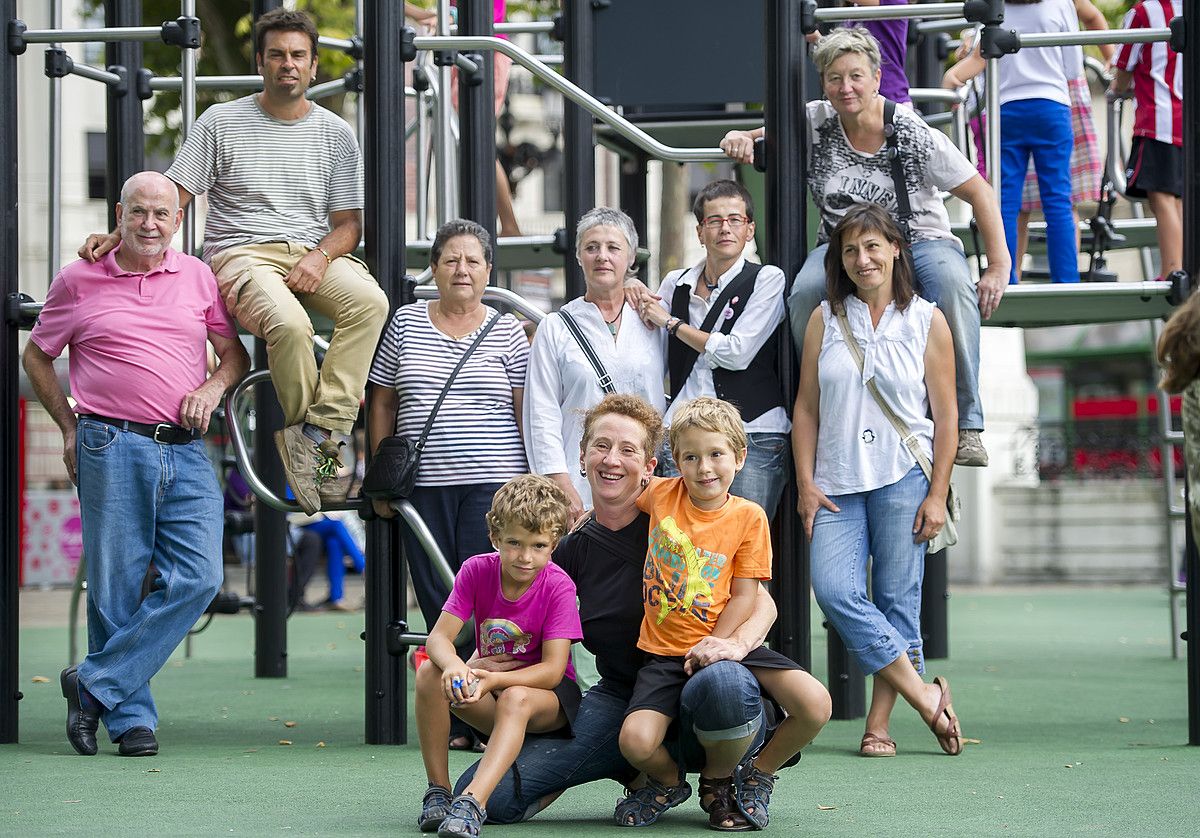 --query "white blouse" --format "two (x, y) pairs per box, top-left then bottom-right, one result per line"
(523, 296), (667, 506)
(813, 295), (935, 495)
